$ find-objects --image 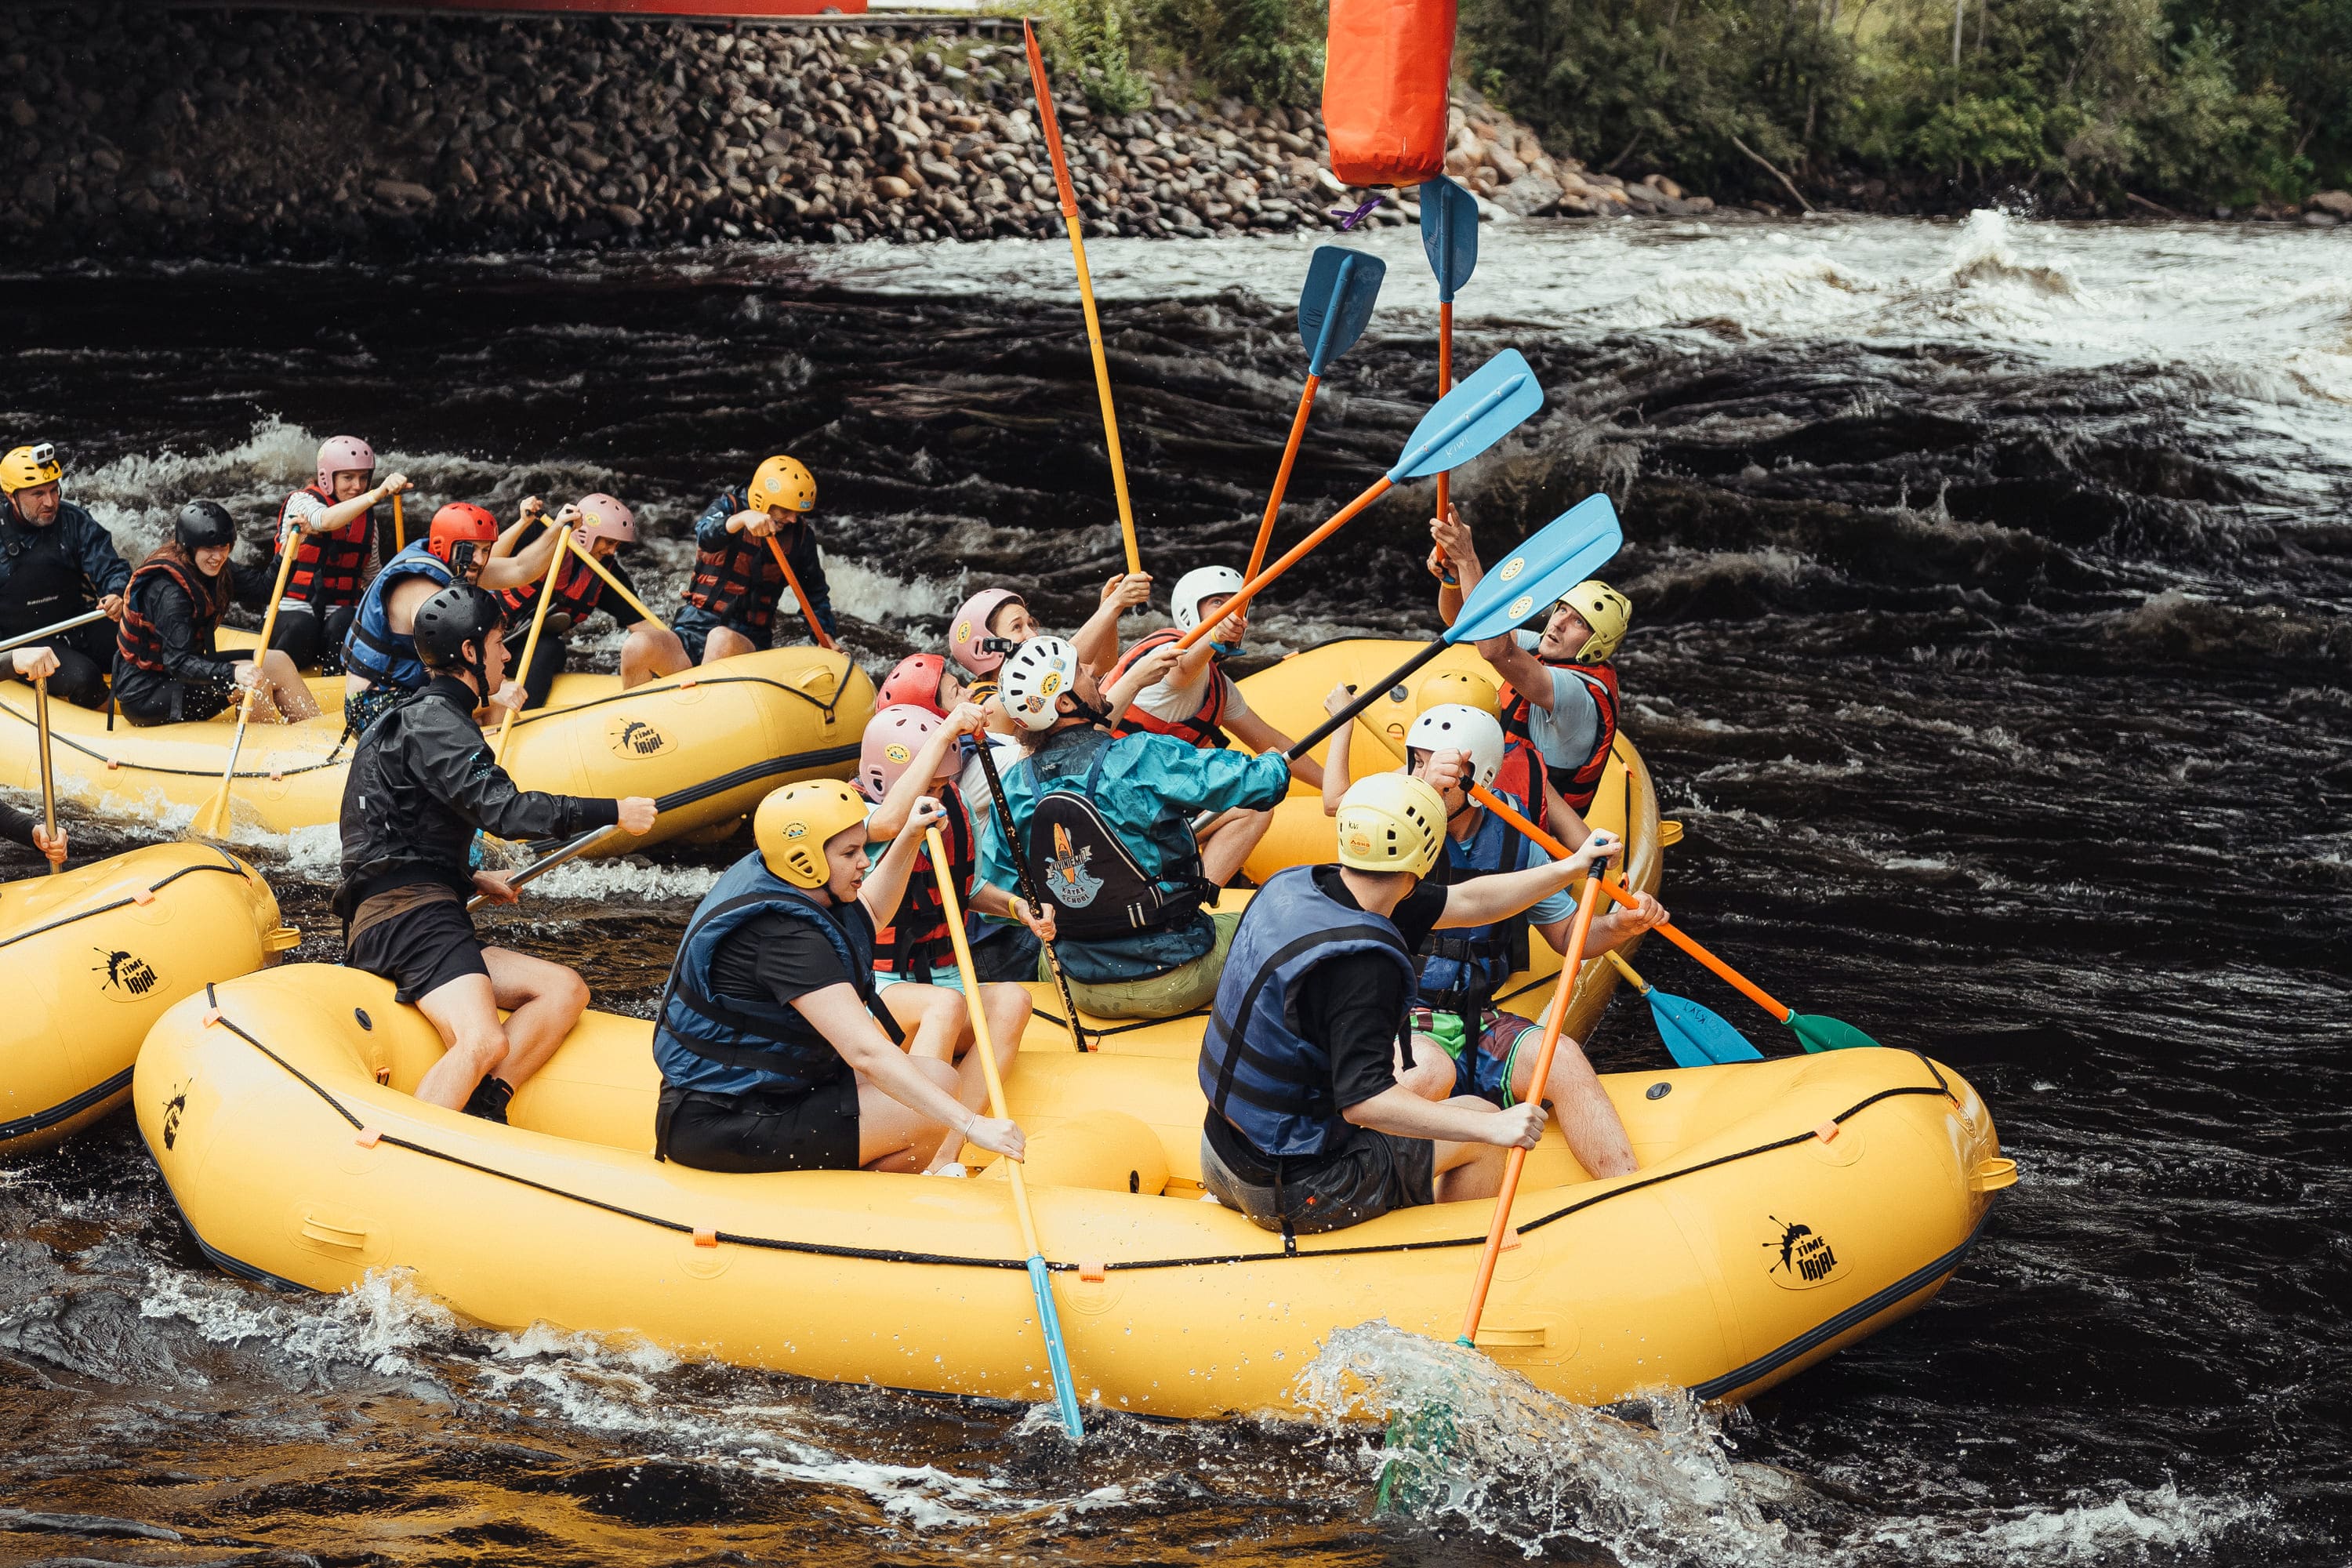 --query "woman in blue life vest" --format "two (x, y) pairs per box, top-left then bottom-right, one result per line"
(1432, 506), (1631, 814)
(652, 779), (1029, 1177)
(340, 500), (564, 736)
(1196, 774), (1639, 1236)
